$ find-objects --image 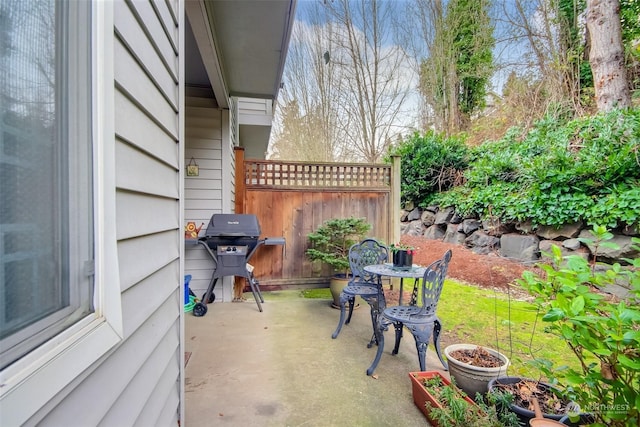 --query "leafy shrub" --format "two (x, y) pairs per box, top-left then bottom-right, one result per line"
(431, 108), (640, 227)
(519, 226), (640, 426)
(386, 131), (469, 207)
